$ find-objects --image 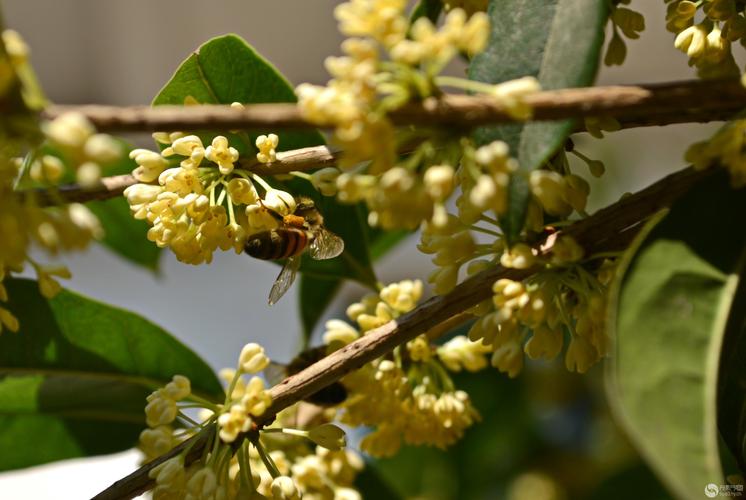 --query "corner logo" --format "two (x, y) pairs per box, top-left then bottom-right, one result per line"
(706, 484), (721, 498)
